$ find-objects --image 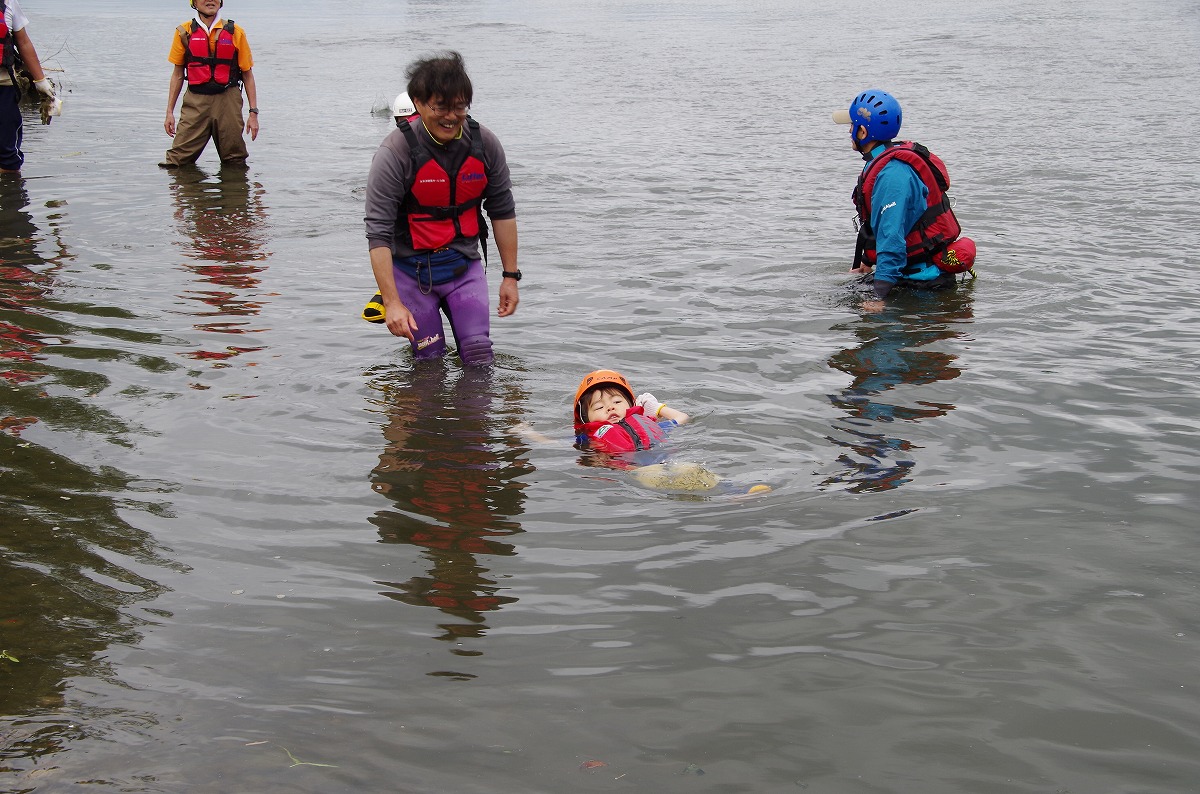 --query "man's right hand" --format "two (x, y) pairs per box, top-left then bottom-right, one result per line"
(384, 300), (418, 341)
(164, 112), (176, 137)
